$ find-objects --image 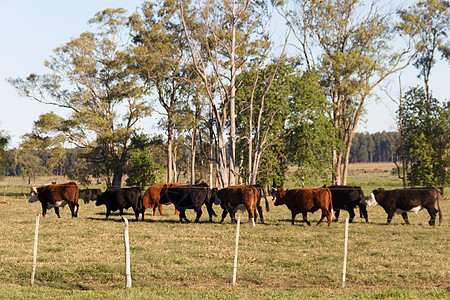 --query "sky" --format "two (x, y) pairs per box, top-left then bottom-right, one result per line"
(1, 0), (448, 148)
